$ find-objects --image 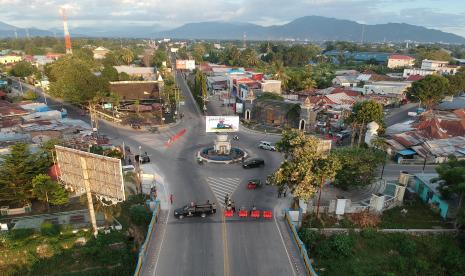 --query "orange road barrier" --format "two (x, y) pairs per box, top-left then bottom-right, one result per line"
(263, 210), (273, 219)
(165, 128), (187, 147)
(251, 210), (260, 218)
(224, 209), (234, 217)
